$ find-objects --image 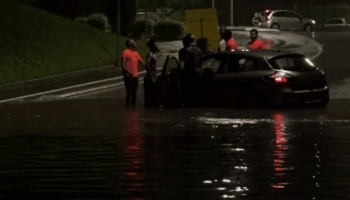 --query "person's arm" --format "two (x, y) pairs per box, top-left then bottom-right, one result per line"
(122, 57), (134, 77)
(145, 54), (151, 72)
(150, 54), (157, 77)
(179, 49), (185, 69)
(136, 52), (145, 68)
(144, 55), (152, 76)
(138, 59), (146, 68)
